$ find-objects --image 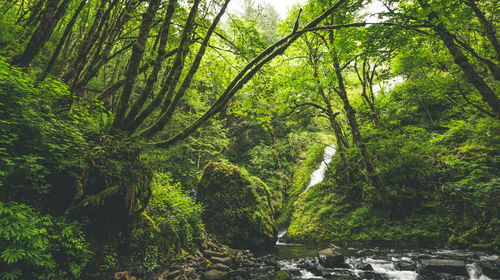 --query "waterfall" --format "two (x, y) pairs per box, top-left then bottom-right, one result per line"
(304, 144), (336, 192)
(276, 144), (336, 246)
